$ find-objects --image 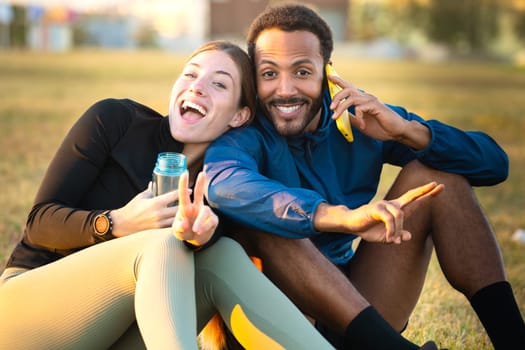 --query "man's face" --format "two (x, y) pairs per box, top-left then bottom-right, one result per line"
(253, 29), (325, 136)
